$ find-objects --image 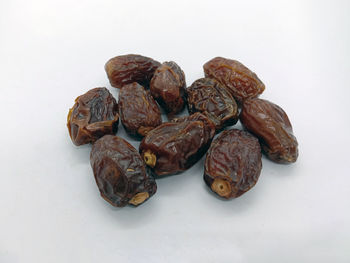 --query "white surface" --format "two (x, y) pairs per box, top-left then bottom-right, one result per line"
(1, 0), (350, 262)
